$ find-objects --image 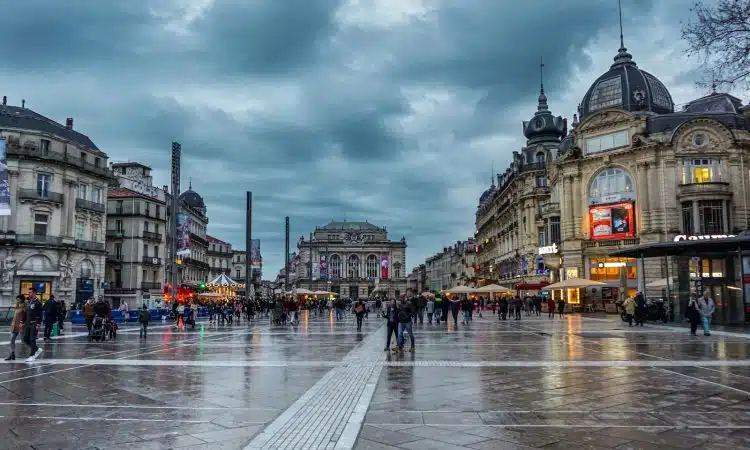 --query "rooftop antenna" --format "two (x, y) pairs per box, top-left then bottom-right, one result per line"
(711, 79), (718, 95)
(540, 56), (545, 94)
(188, 176), (192, 190)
